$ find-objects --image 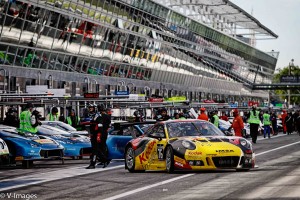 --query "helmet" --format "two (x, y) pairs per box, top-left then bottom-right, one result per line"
(200, 107), (206, 111)
(97, 104), (105, 112)
(88, 103), (96, 108)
